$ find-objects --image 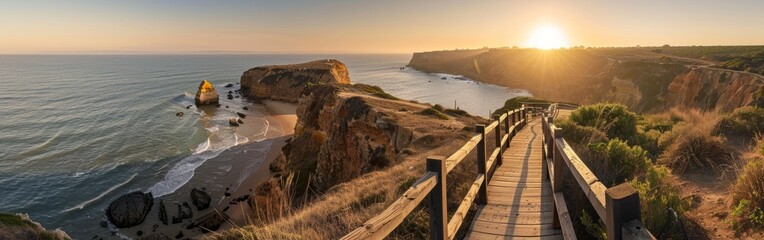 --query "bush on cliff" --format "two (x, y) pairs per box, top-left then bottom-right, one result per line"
(584, 139), (650, 185)
(419, 107), (449, 120)
(659, 131), (735, 174)
(354, 83), (400, 100)
(0, 213), (70, 240)
(492, 96), (548, 116)
(731, 138), (764, 232)
(718, 106), (764, 138)
(569, 103), (638, 141)
(556, 119), (609, 144)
